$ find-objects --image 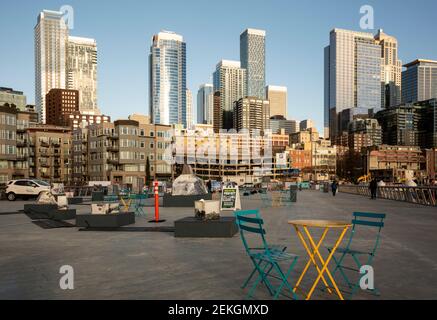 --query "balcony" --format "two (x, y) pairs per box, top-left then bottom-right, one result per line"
(16, 155), (28, 161)
(40, 141), (49, 147)
(107, 145), (119, 152)
(16, 140), (27, 147)
(108, 135), (119, 140)
(40, 162), (50, 168)
(107, 158), (119, 165)
(51, 141), (61, 147)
